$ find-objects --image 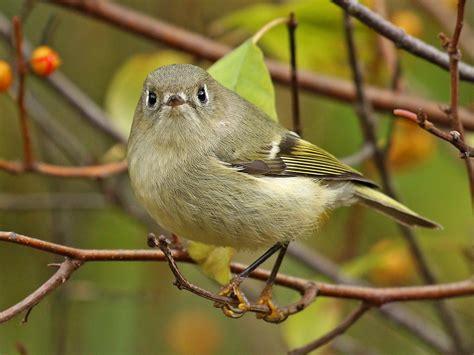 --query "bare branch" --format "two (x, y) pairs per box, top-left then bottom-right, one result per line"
(394, 109), (474, 158)
(0, 258), (83, 323)
(287, 12), (301, 136)
(13, 16), (34, 168)
(0, 13), (126, 144)
(0, 159), (127, 178)
(331, 0), (474, 81)
(1, 230), (473, 325)
(342, 11), (467, 353)
(42, 1), (474, 130)
(289, 302), (371, 354)
(414, 0), (474, 60)
(288, 243), (451, 353)
(443, 0), (474, 204)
